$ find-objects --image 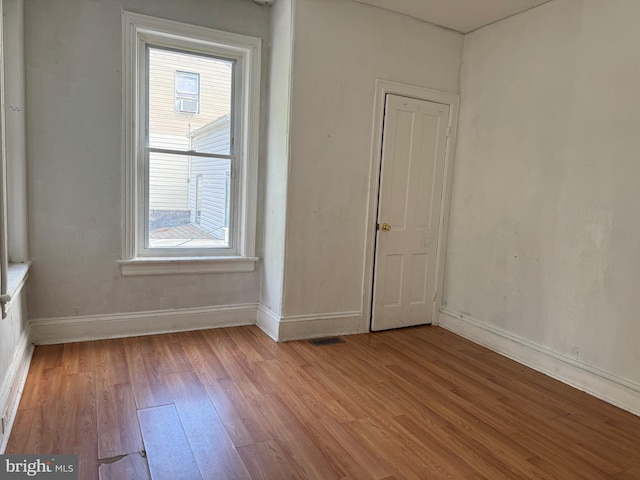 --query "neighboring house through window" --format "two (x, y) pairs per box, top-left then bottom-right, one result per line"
(121, 12), (260, 275)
